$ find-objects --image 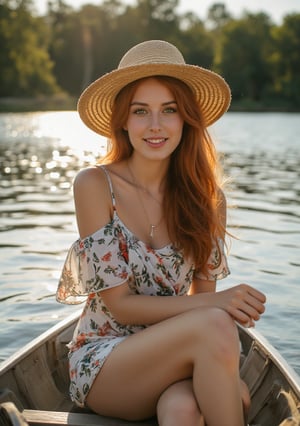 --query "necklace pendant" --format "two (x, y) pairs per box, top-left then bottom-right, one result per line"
(150, 224), (156, 239)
